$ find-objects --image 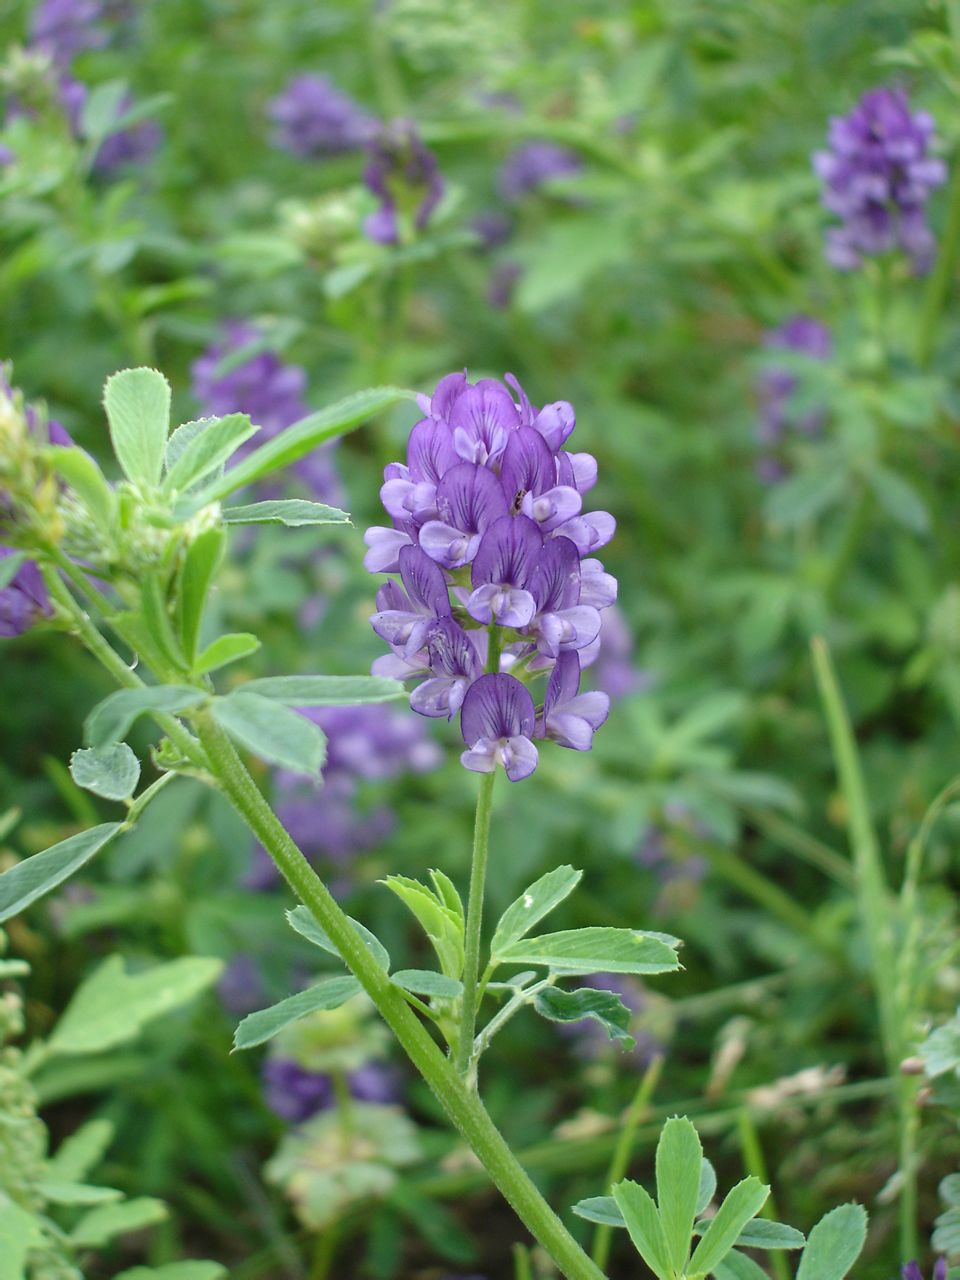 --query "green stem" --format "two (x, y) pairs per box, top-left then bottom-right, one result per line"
(591, 1055), (663, 1271)
(736, 1109), (789, 1280)
(193, 712), (605, 1280)
(823, 485), (872, 605)
(746, 808), (853, 888)
(917, 152), (960, 369)
(455, 769), (496, 1082)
